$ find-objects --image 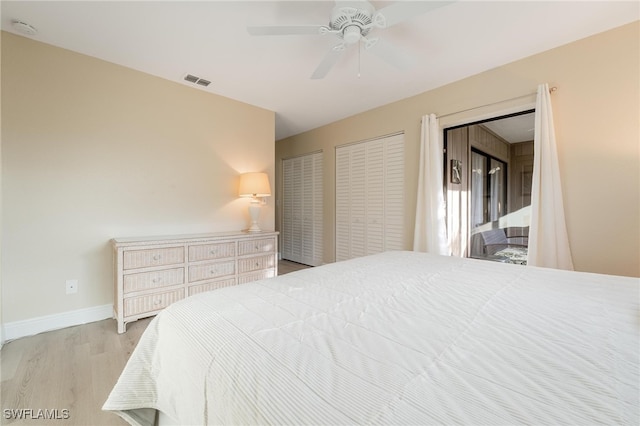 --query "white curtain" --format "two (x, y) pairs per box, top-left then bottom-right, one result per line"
(528, 83), (574, 270)
(413, 114), (450, 255)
